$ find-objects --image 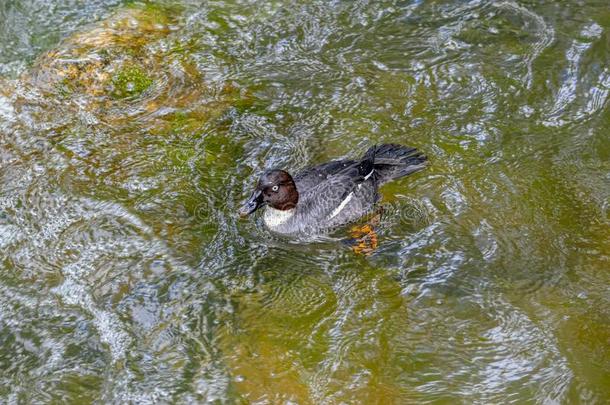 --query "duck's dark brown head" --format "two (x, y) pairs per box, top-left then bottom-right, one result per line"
(239, 169), (299, 217)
